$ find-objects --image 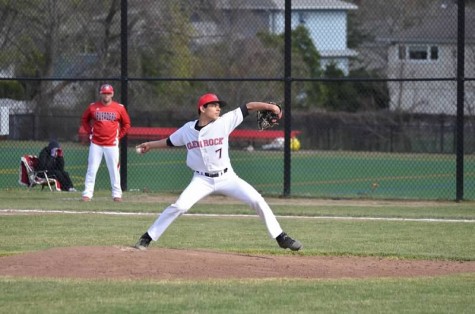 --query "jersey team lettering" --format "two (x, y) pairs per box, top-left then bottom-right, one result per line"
(186, 137), (224, 149)
(94, 111), (117, 121)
